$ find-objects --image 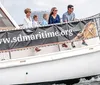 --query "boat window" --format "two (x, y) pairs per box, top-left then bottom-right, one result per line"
(0, 7), (14, 27)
